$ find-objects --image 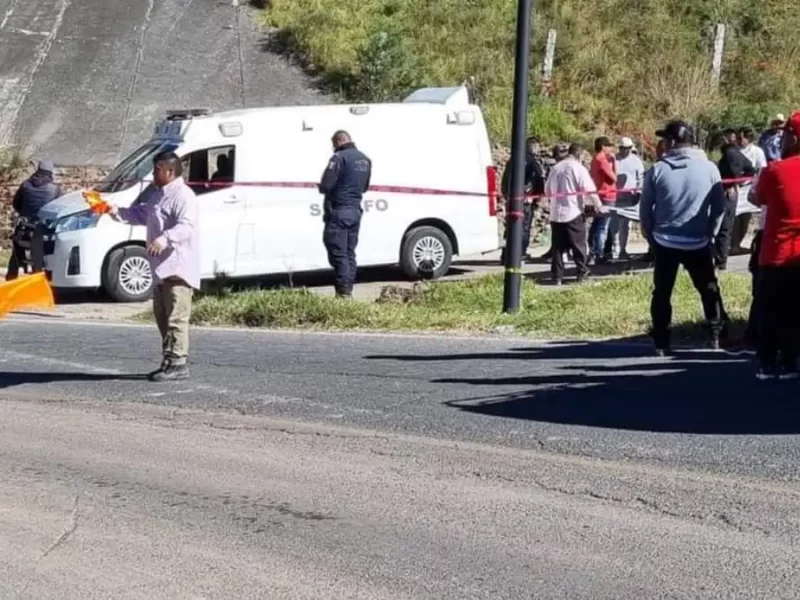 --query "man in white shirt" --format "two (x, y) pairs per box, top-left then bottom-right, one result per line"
(732, 127), (768, 252)
(606, 136), (644, 259)
(546, 143), (606, 284)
